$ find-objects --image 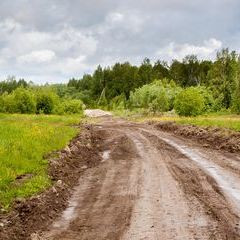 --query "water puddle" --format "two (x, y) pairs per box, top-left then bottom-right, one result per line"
(101, 150), (110, 162)
(51, 174), (94, 231)
(160, 137), (240, 207)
